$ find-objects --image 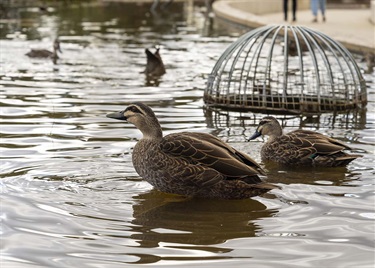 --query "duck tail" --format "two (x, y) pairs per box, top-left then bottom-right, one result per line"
(253, 182), (280, 190)
(333, 154), (362, 167)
